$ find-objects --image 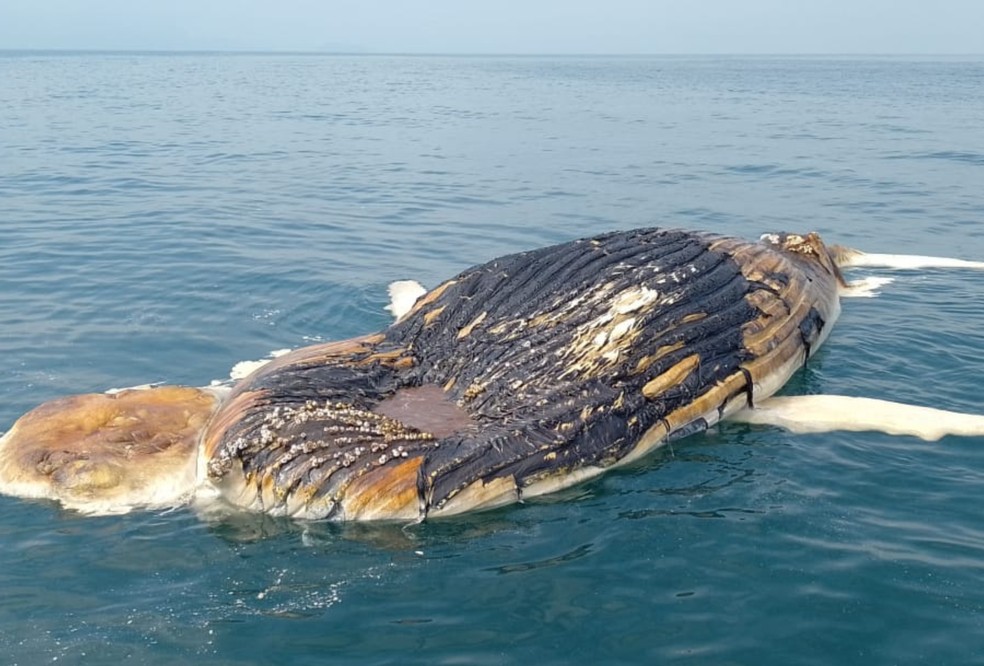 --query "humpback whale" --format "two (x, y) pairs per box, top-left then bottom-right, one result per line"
(1, 227), (982, 519)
